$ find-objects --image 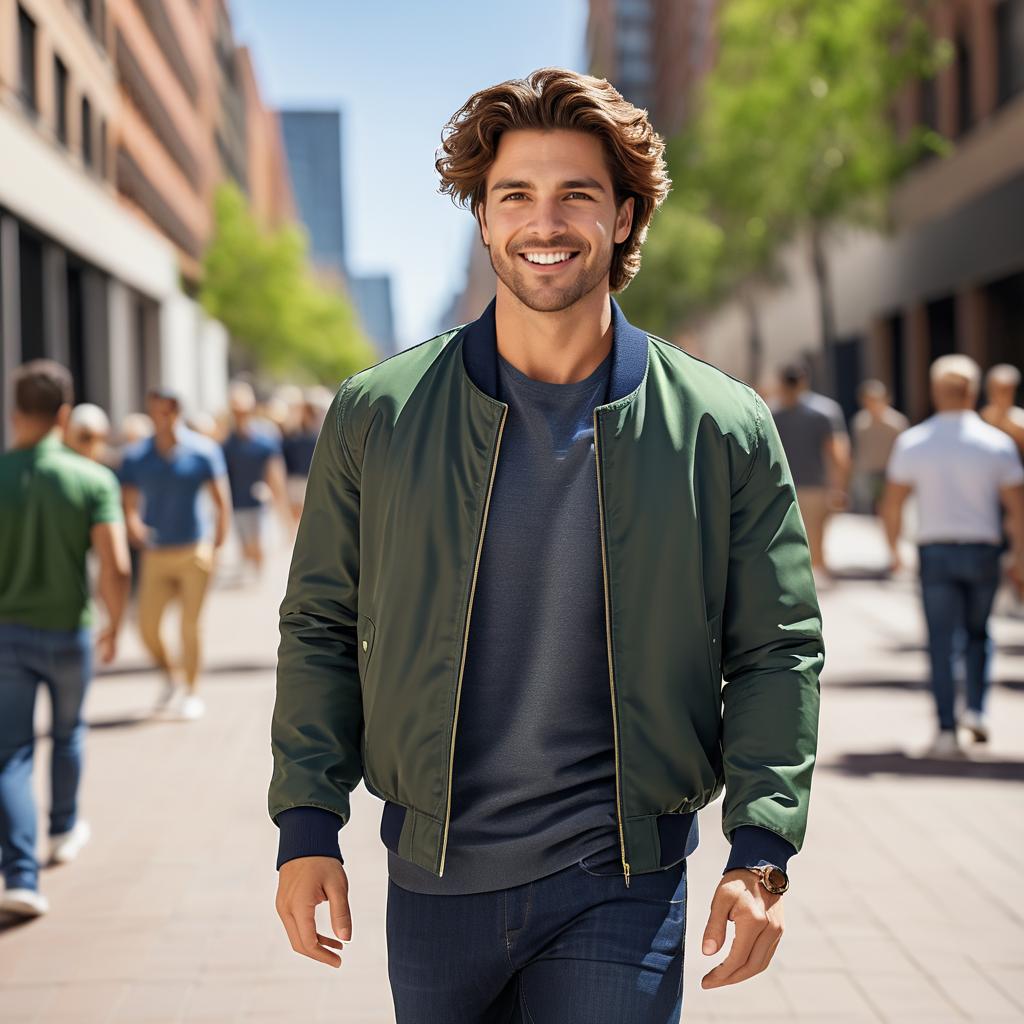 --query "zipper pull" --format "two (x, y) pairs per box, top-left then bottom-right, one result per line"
(624, 862), (631, 888)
